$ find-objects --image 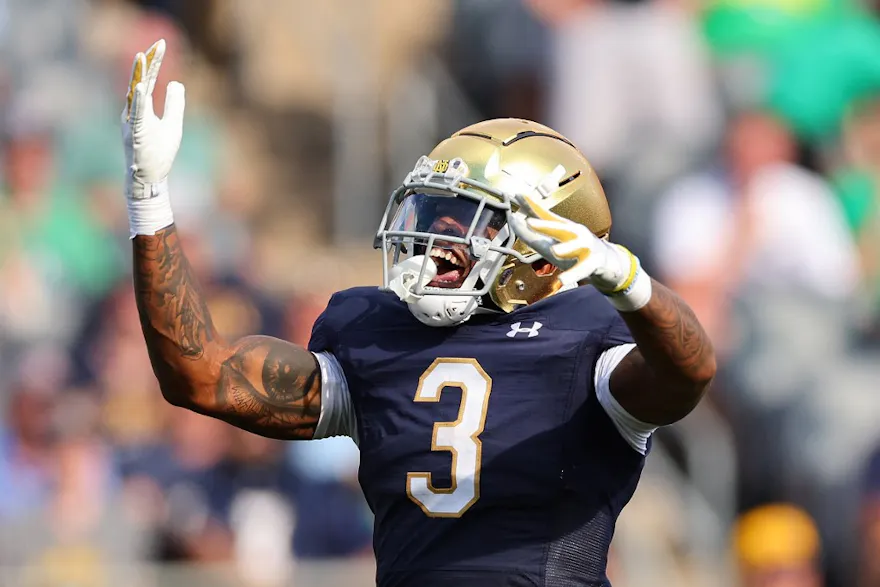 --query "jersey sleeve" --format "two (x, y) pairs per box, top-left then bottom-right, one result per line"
(594, 314), (656, 455)
(306, 300), (334, 354)
(306, 294), (359, 442)
(311, 352), (359, 443)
